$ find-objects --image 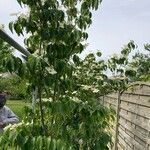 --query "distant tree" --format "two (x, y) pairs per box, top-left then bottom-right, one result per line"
(130, 44), (150, 81)
(0, 75), (28, 99)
